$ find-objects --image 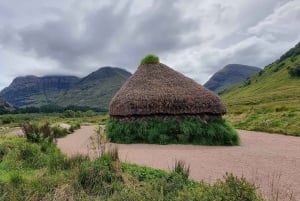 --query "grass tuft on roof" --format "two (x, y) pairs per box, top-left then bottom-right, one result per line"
(139, 54), (160, 67)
